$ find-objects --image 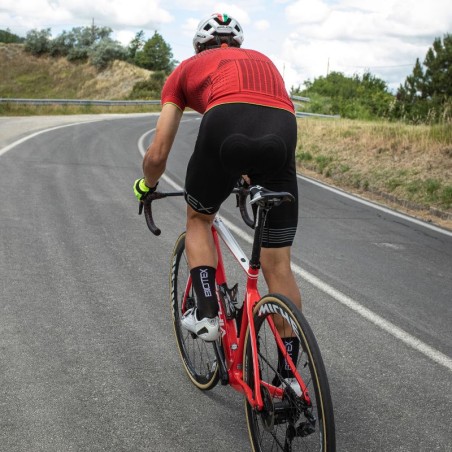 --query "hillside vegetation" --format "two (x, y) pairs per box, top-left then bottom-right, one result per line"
(0, 44), (151, 99)
(296, 118), (452, 227)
